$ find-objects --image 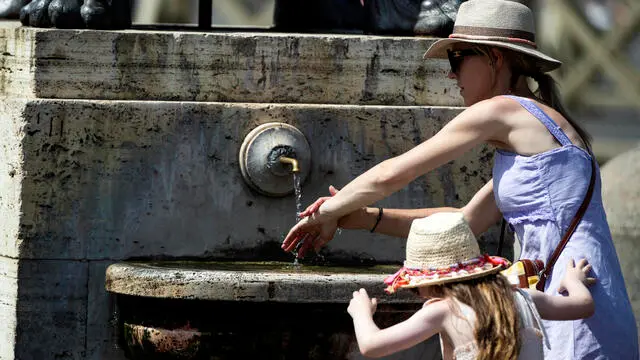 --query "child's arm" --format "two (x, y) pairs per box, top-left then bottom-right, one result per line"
(525, 258), (596, 320)
(348, 288), (448, 358)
